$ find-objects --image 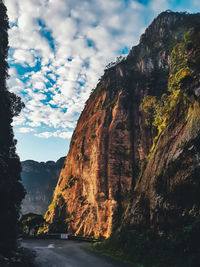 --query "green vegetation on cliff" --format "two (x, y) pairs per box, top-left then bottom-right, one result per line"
(140, 28), (196, 154)
(41, 193), (68, 234)
(20, 213), (44, 236)
(62, 174), (77, 190)
(94, 220), (200, 267)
